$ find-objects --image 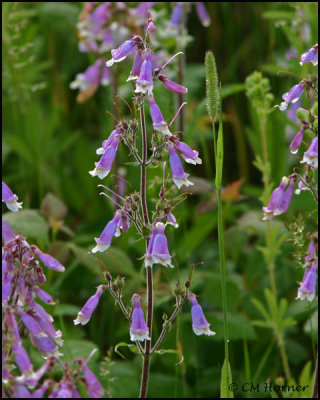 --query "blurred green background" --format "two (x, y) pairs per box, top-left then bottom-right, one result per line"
(2, 2), (318, 398)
